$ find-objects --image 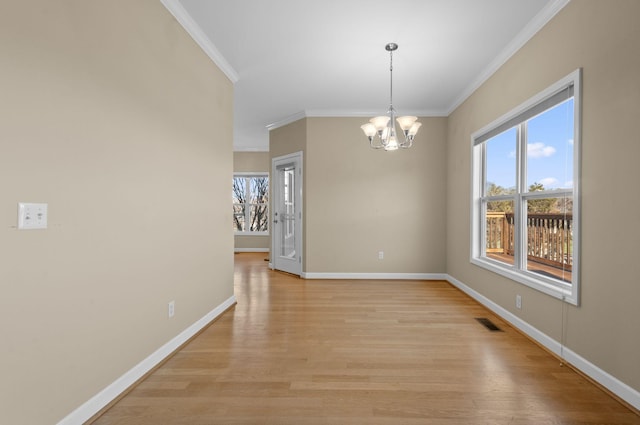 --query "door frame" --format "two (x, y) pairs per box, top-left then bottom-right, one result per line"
(270, 151), (303, 275)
